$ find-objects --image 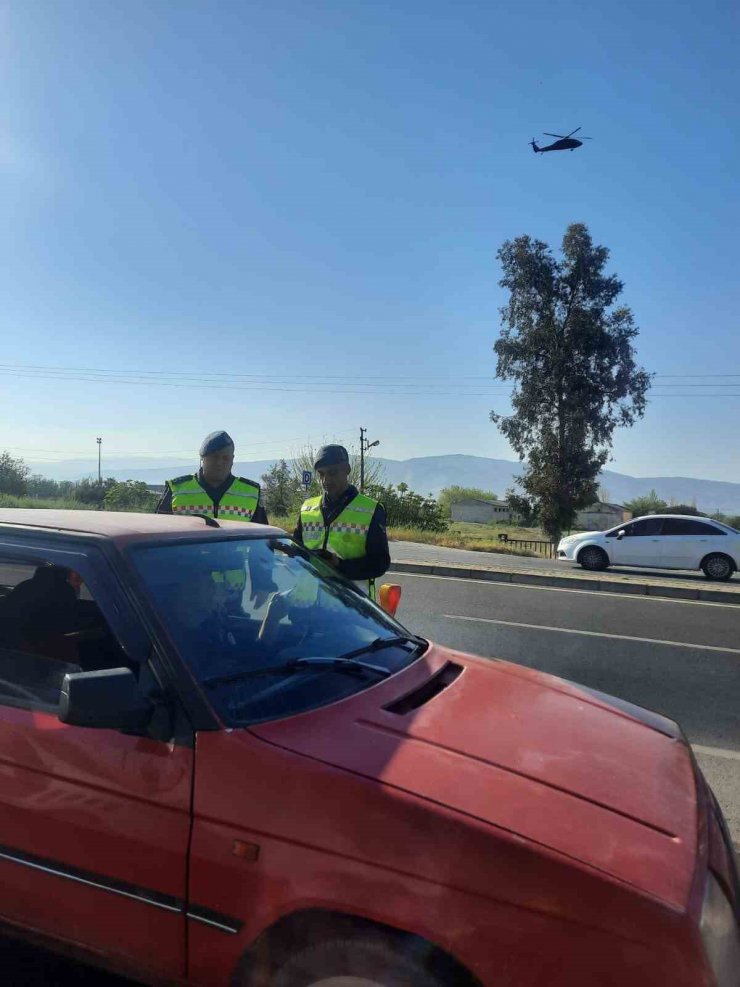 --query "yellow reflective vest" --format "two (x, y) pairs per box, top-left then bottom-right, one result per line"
(299, 492), (379, 599)
(168, 474), (262, 600)
(167, 474), (261, 522)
